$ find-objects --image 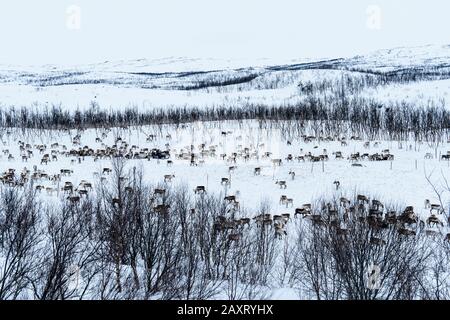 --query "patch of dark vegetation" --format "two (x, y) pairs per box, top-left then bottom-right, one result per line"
(1, 96), (449, 142)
